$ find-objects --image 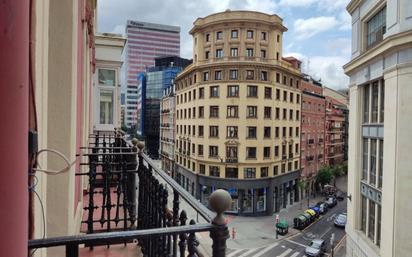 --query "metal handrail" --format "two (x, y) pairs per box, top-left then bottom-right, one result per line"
(29, 223), (214, 249)
(141, 153), (214, 222)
